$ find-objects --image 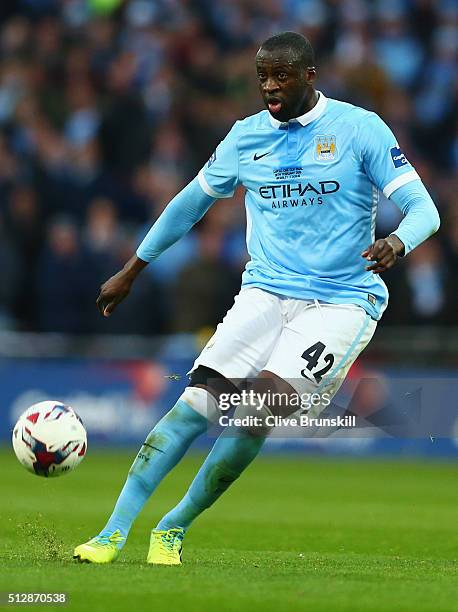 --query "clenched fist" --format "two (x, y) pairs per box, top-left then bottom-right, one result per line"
(361, 235), (405, 274)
